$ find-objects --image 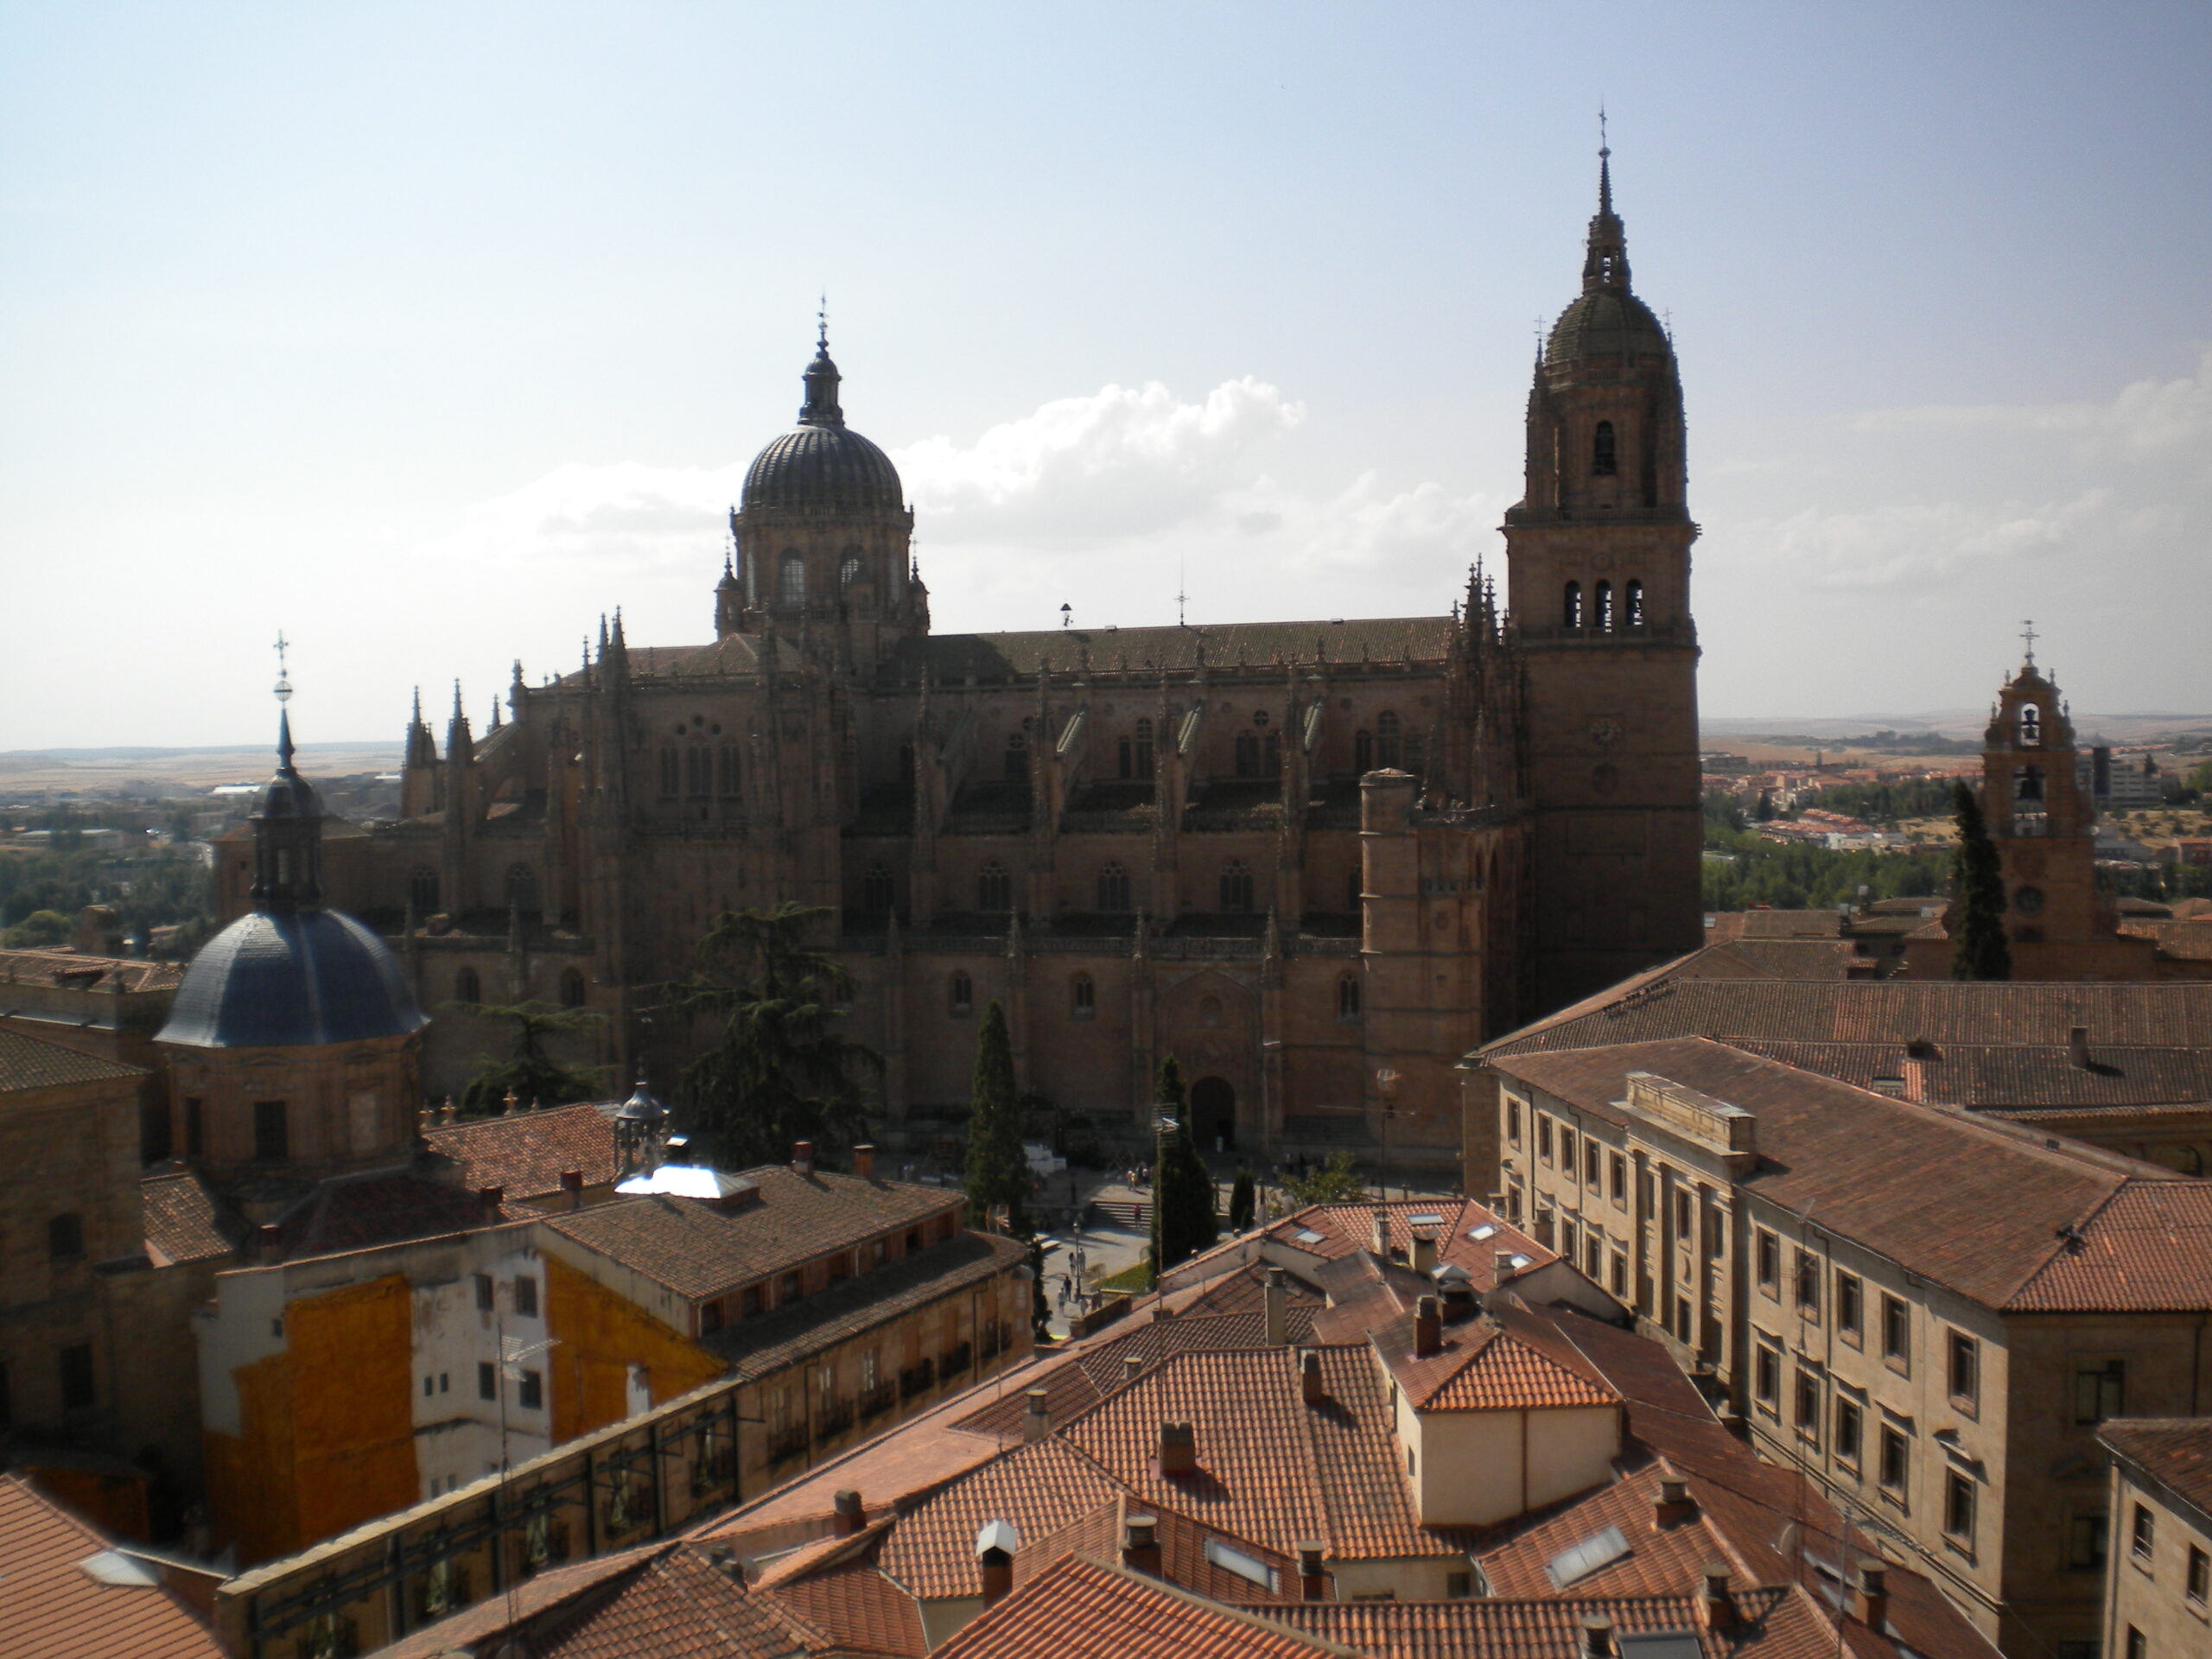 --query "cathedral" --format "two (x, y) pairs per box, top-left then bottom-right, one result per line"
(232, 154), (1704, 1171)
